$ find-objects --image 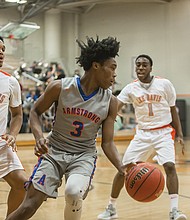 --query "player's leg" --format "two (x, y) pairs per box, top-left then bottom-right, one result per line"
(5, 183), (47, 220)
(163, 162), (178, 194)
(6, 153), (62, 220)
(64, 174), (91, 220)
(3, 170), (27, 215)
(64, 151), (97, 220)
(0, 146), (28, 216)
(154, 127), (187, 220)
(163, 162), (186, 219)
(111, 172), (125, 198)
